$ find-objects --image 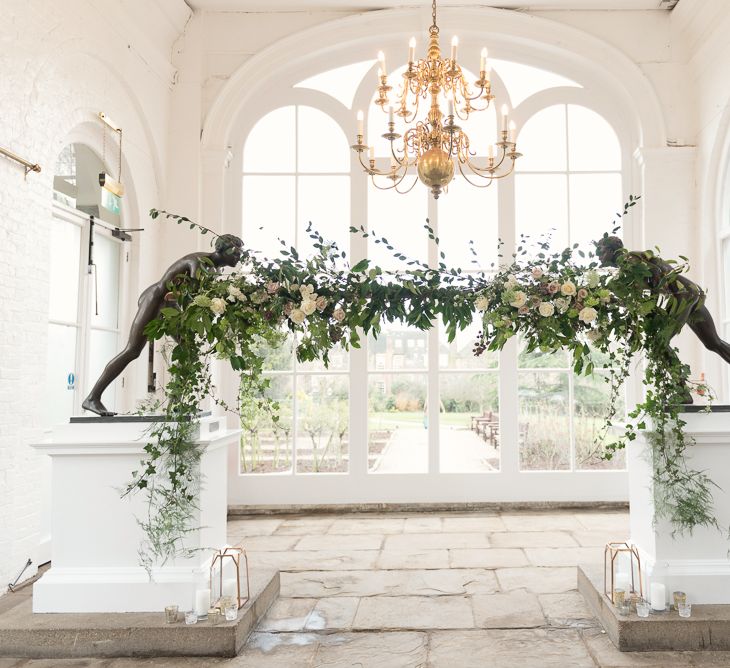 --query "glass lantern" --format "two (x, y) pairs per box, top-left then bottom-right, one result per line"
(210, 545), (250, 610)
(604, 541), (643, 605)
